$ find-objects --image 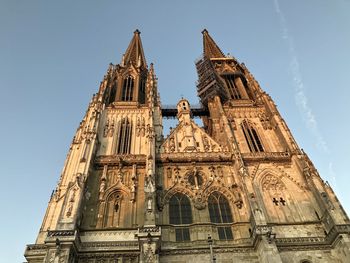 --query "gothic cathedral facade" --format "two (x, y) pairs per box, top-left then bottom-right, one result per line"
(25, 30), (350, 263)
